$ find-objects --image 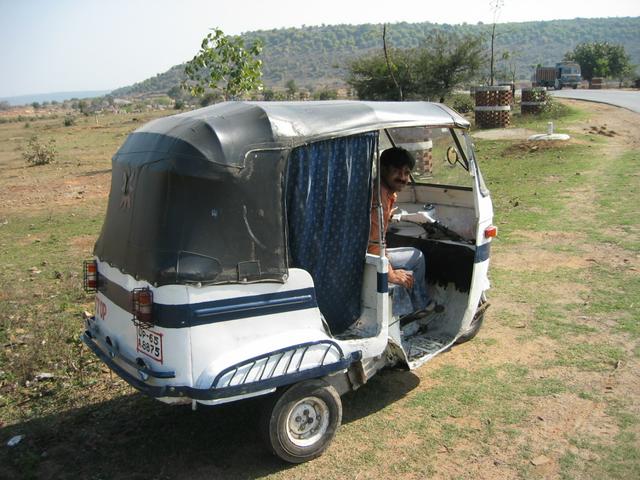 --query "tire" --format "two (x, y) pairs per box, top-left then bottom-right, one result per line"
(261, 379), (342, 463)
(455, 296), (489, 344)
